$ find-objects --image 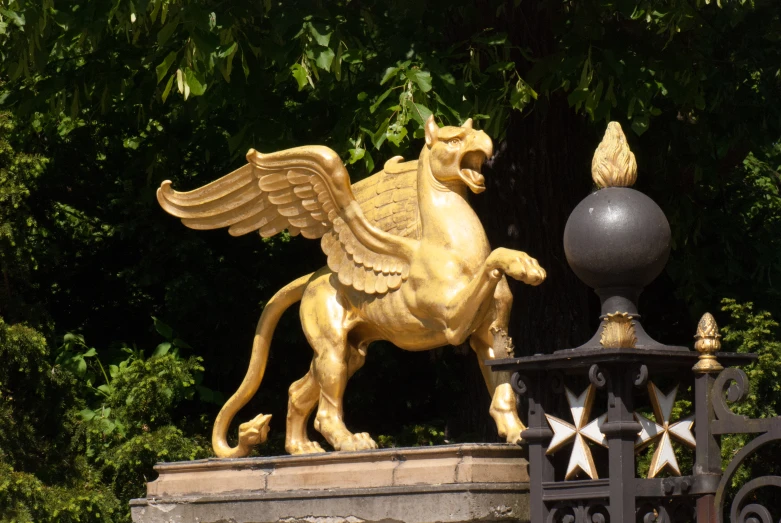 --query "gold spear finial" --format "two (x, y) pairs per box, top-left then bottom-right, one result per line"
(693, 312), (723, 373)
(591, 122), (637, 188)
